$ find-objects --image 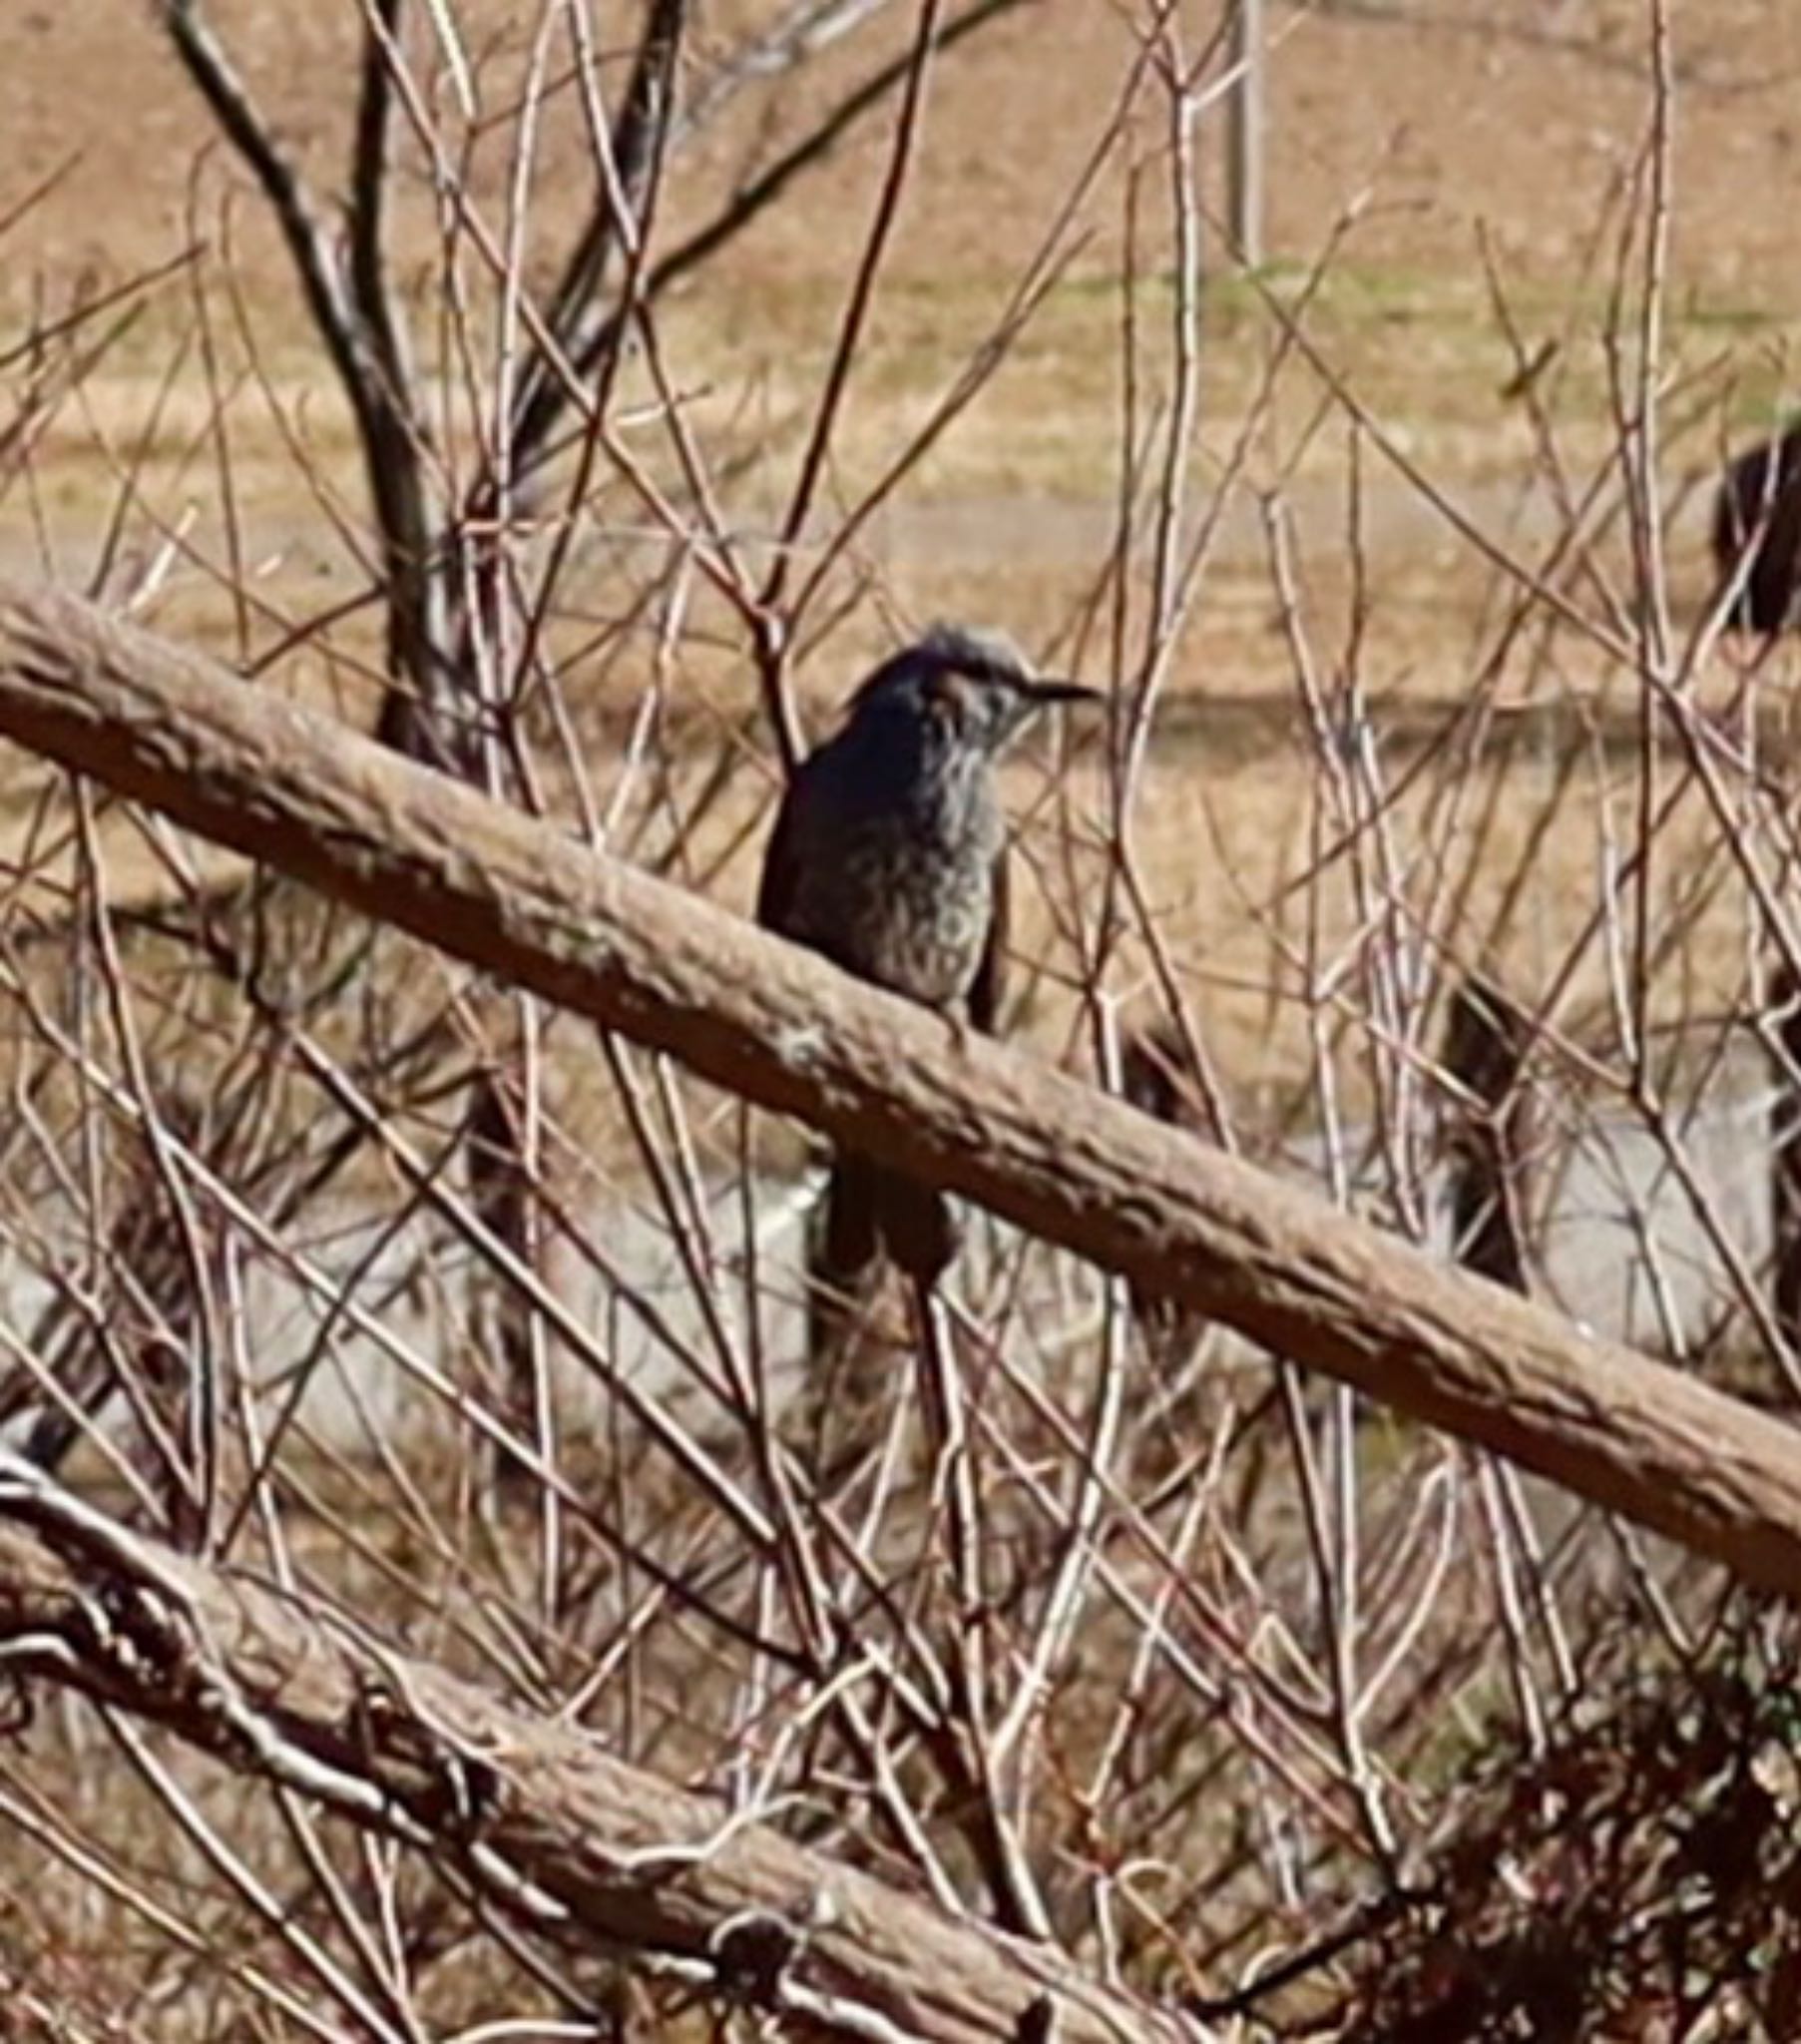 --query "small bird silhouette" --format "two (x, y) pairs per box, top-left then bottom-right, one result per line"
(1712, 424), (1801, 636)
(757, 624), (1098, 1365)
